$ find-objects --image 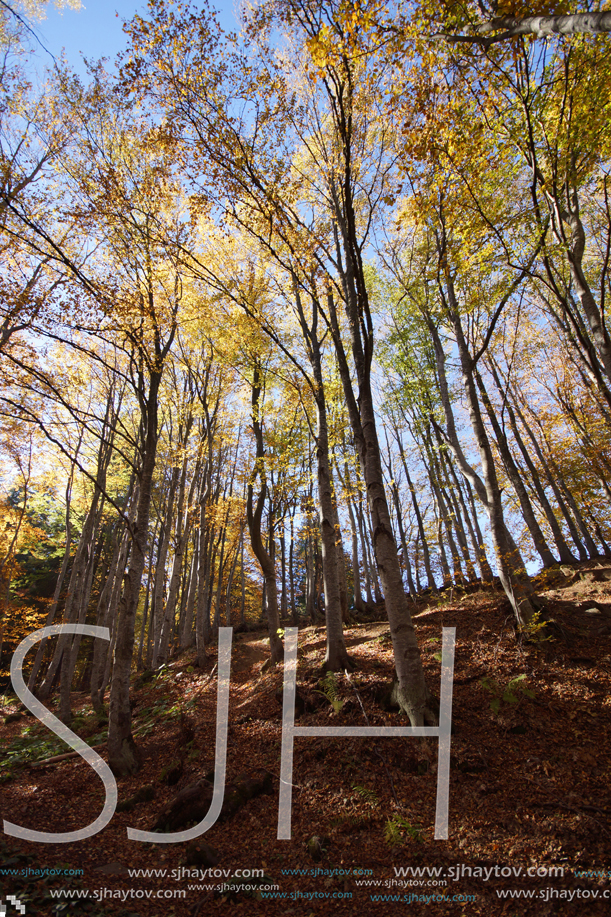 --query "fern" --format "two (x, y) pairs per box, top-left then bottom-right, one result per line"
(353, 784), (379, 807)
(384, 814), (422, 846)
(316, 672), (345, 713)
